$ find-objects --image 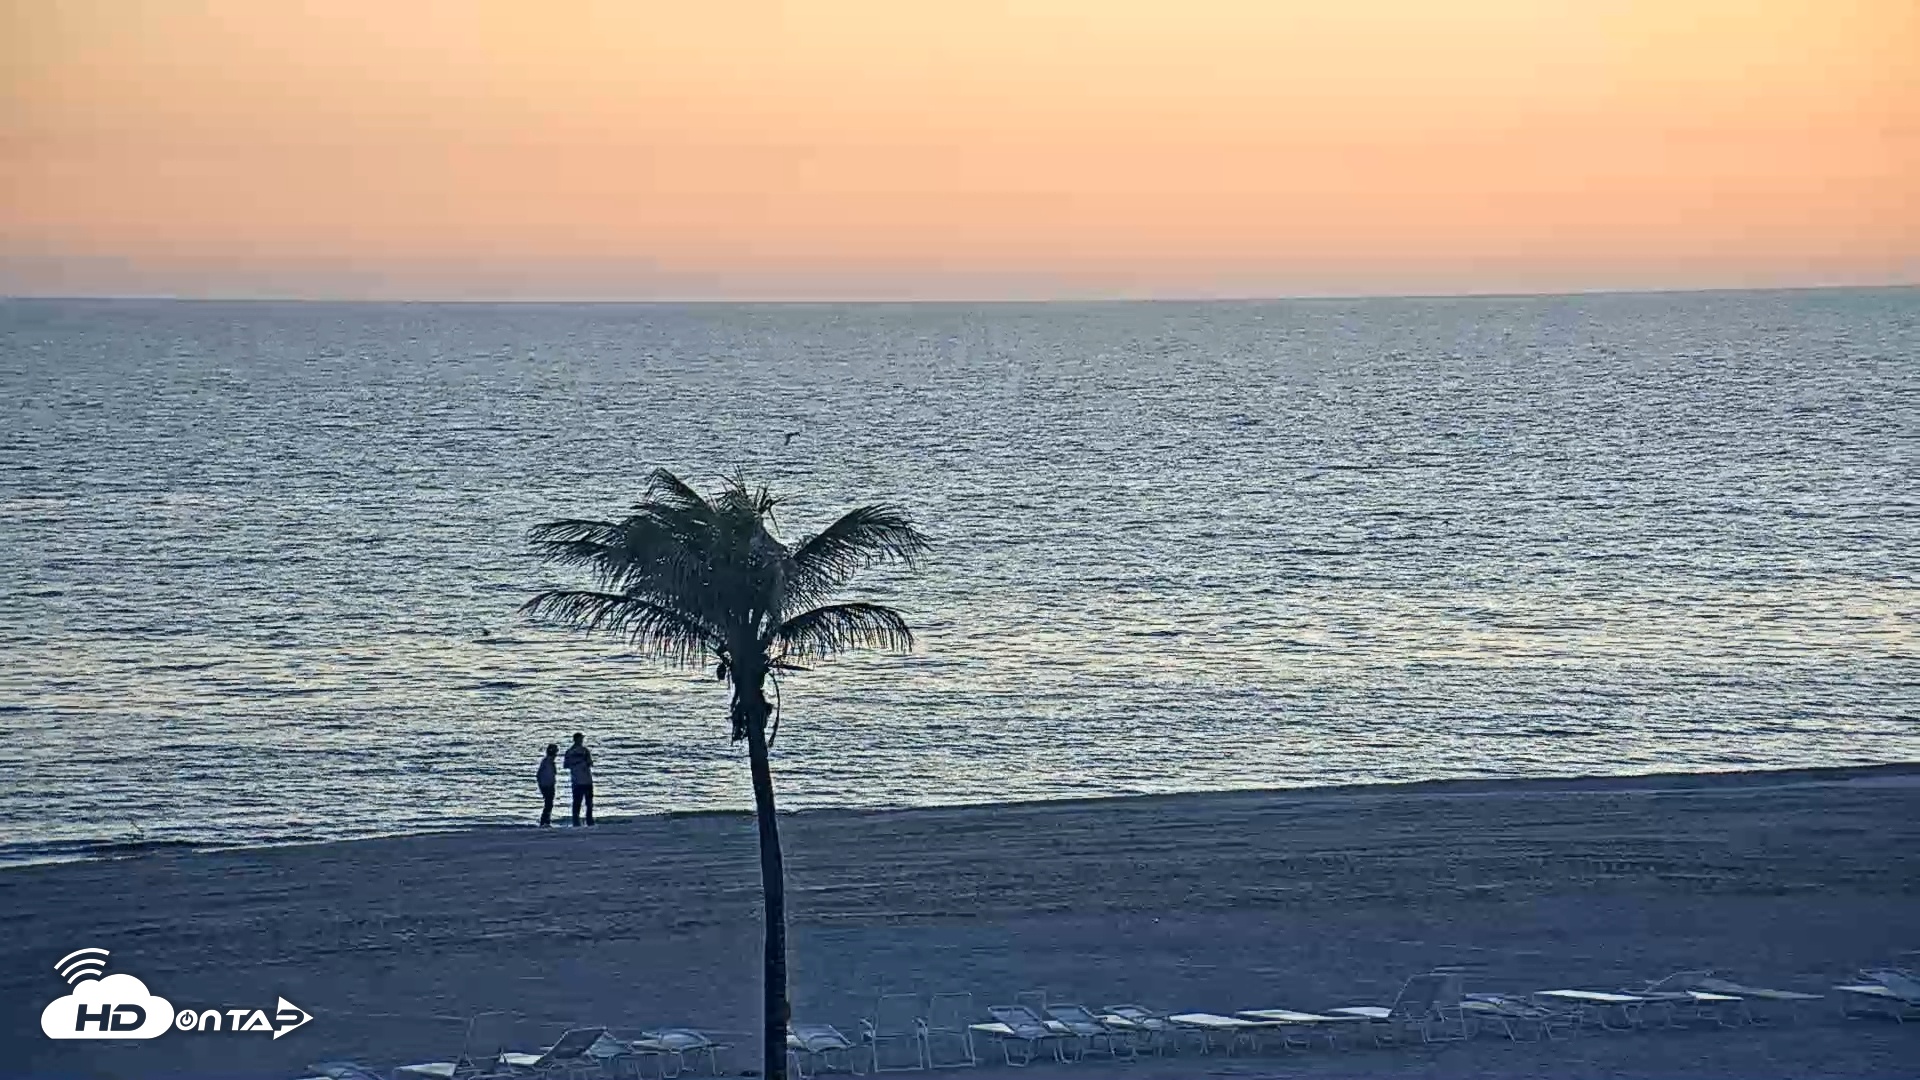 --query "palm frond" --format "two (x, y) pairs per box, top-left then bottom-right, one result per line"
(521, 589), (720, 668)
(768, 601), (915, 662)
(785, 505), (929, 603)
(645, 468), (716, 516)
(528, 476), (731, 614)
(525, 517), (624, 570)
(719, 471), (782, 522)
